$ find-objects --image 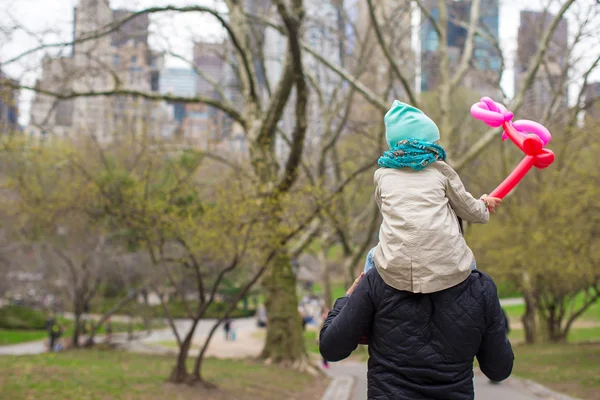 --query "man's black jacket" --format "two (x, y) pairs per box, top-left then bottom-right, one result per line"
(320, 269), (514, 400)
